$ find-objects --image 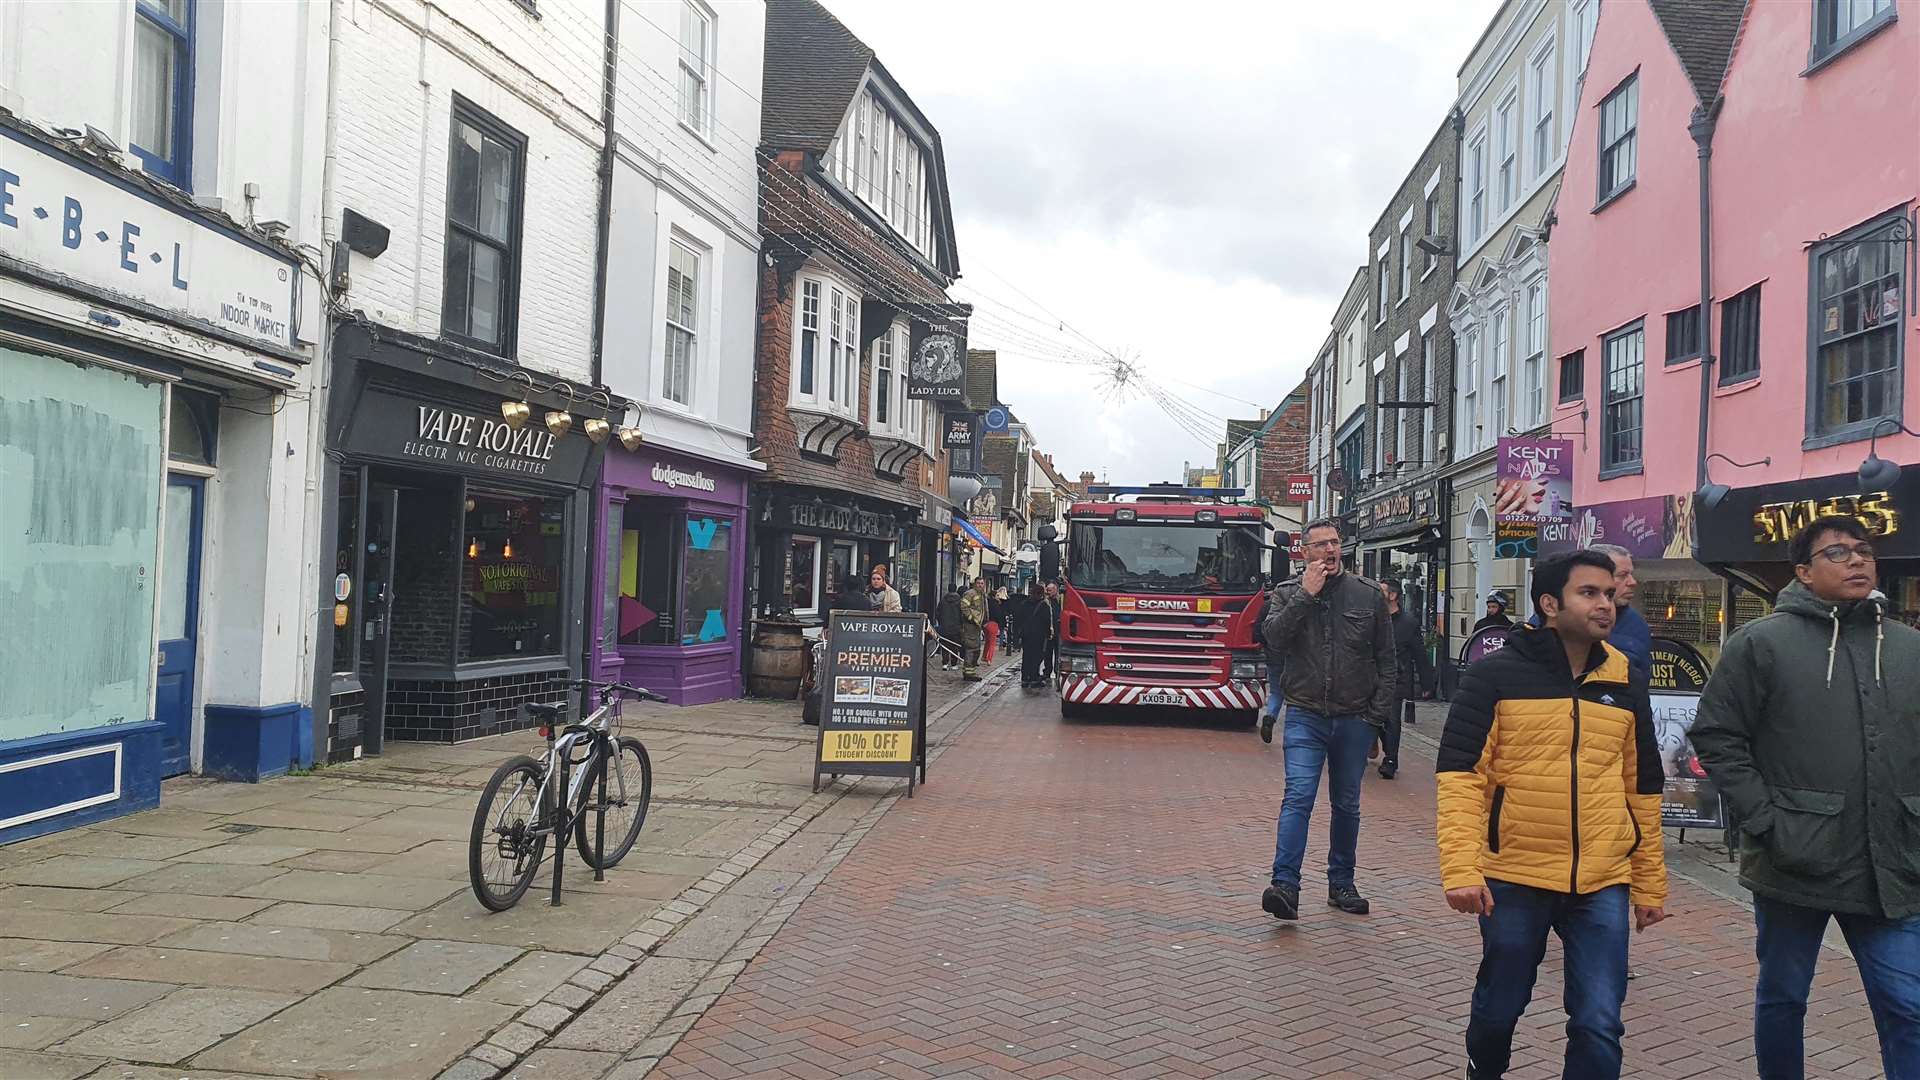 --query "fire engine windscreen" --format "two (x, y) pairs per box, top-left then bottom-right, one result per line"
(1067, 524), (1265, 593)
